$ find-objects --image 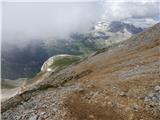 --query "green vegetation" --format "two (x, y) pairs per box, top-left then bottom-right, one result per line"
(74, 42), (94, 57)
(51, 56), (81, 67)
(24, 56), (81, 86)
(95, 40), (107, 49)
